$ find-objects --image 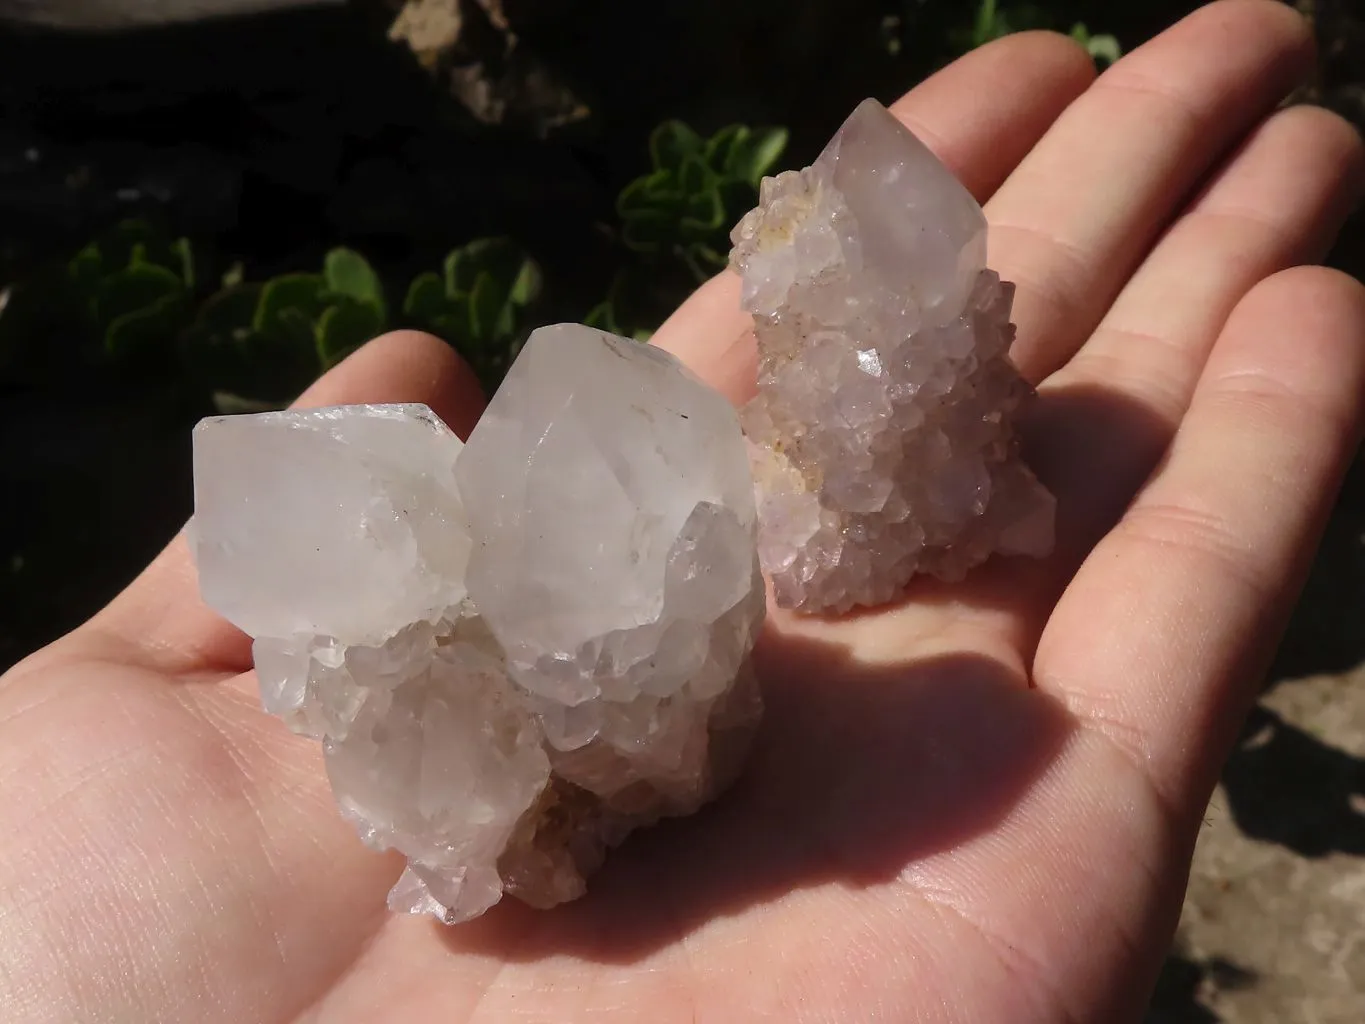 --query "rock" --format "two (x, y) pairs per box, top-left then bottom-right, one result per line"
(731, 98), (1056, 614)
(0, 0), (340, 31)
(384, 0), (588, 134)
(190, 324), (764, 923)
